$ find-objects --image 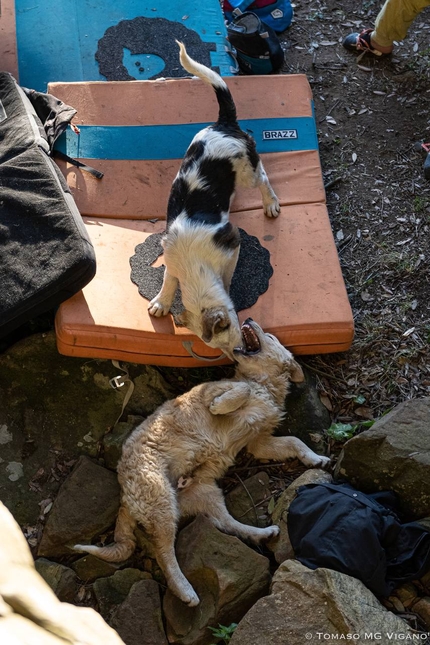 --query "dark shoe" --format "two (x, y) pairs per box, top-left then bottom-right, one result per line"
(342, 28), (390, 56)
